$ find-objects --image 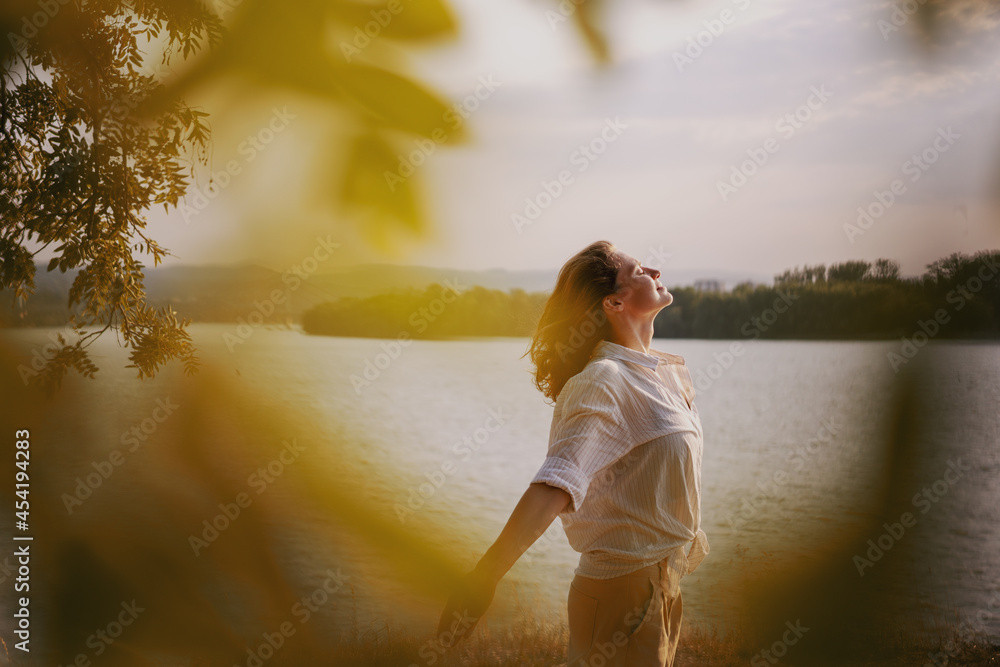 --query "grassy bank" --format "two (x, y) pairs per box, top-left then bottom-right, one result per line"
(320, 617), (1000, 666)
